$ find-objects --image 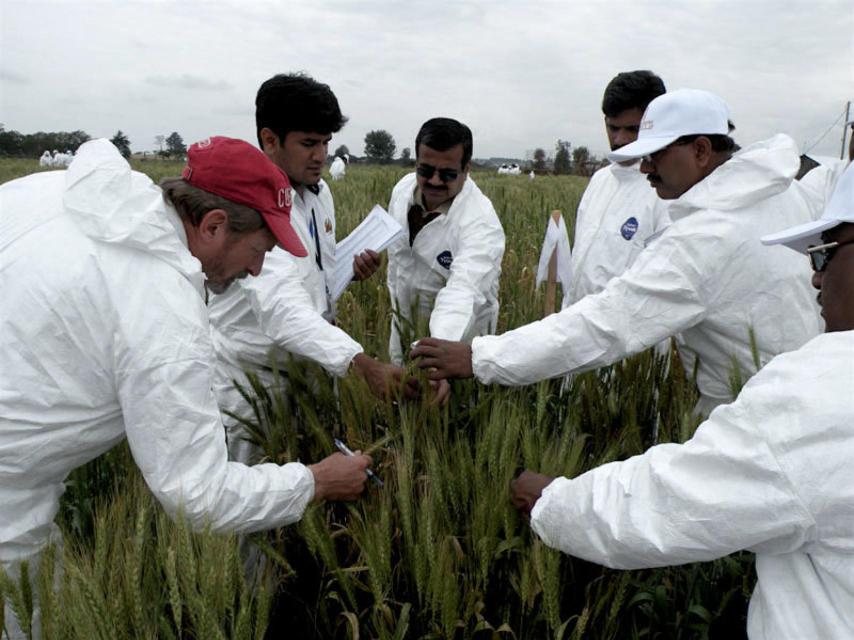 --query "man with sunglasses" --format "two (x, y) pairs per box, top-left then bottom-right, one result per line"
(385, 117), (505, 369)
(509, 163), (854, 640)
(413, 90), (821, 415)
(568, 70), (670, 305)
